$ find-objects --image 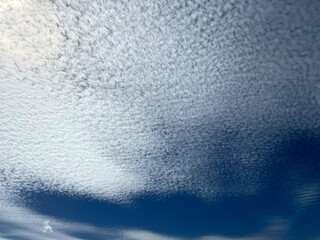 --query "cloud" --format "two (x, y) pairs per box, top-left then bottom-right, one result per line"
(0, 0), (62, 69)
(122, 228), (285, 240)
(293, 182), (320, 209)
(1, 0), (319, 239)
(0, 0), (319, 210)
(42, 220), (53, 233)
(123, 230), (179, 240)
